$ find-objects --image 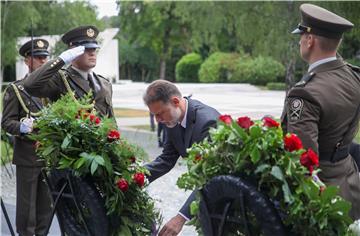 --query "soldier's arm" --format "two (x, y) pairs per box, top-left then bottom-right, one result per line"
(24, 46), (85, 99)
(286, 89), (321, 153)
(108, 83), (115, 118)
(1, 86), (22, 136)
(23, 58), (65, 99)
